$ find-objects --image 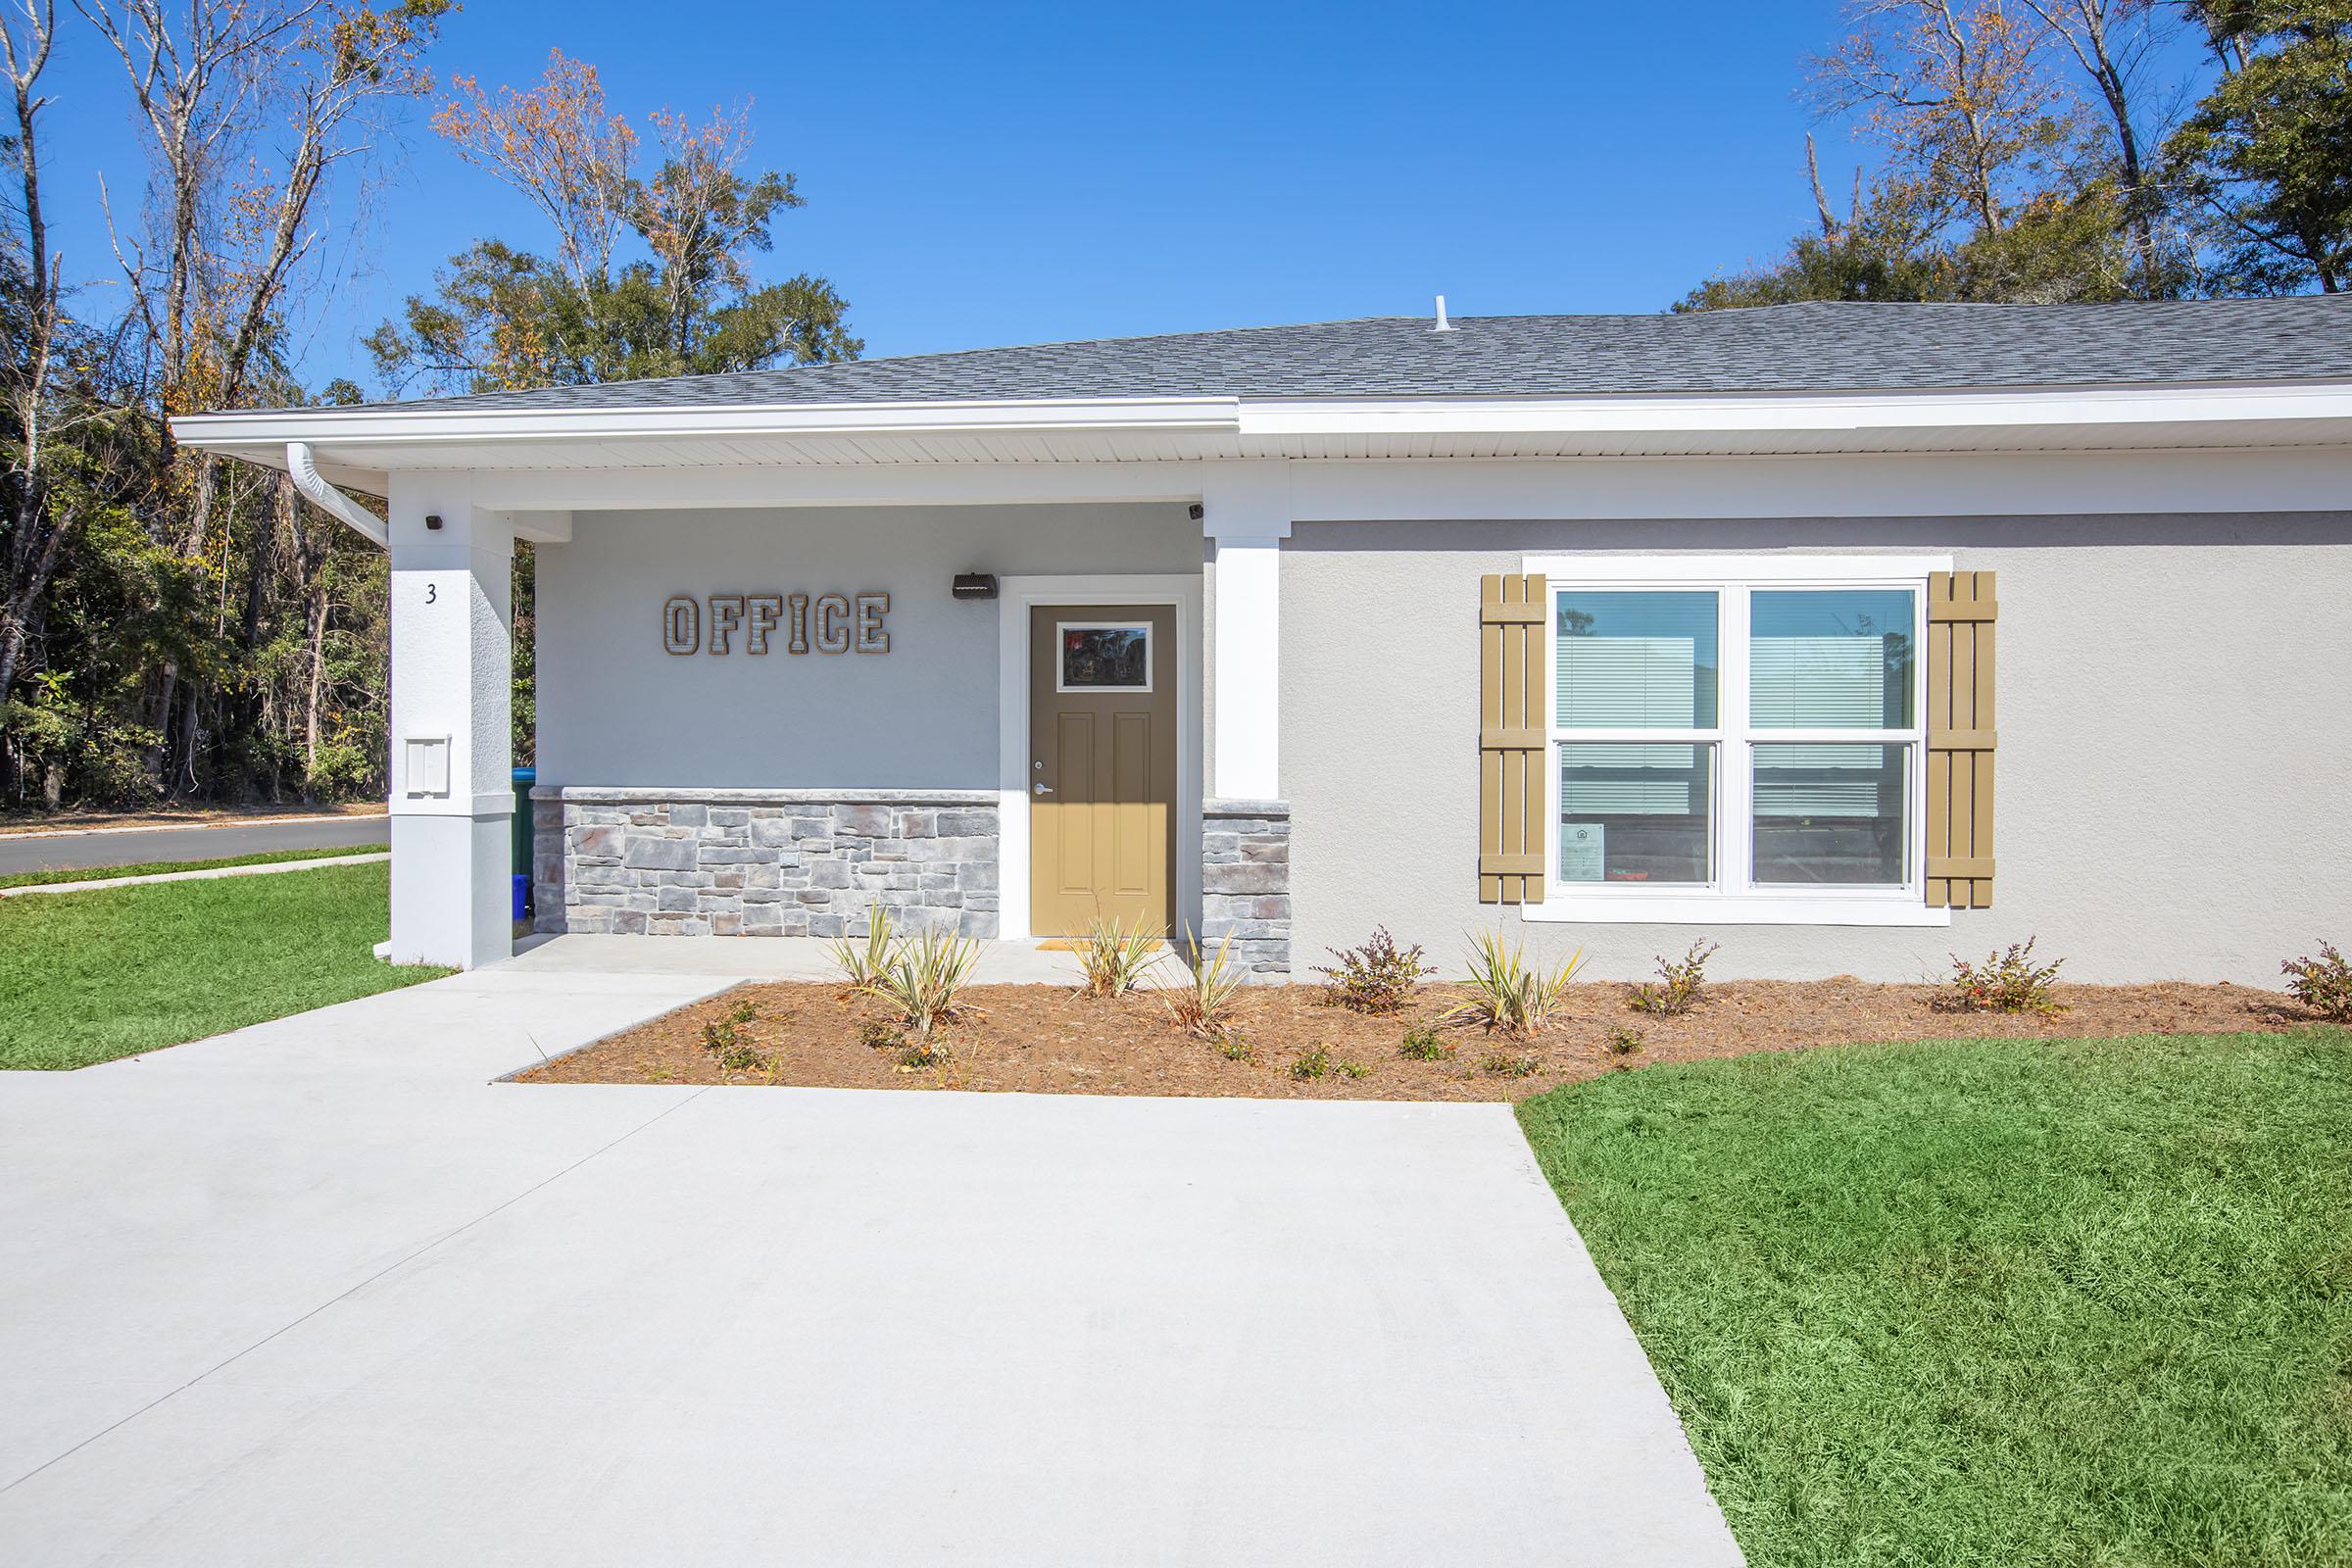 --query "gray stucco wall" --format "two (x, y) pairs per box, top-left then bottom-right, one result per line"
(536, 503), (1200, 789)
(1283, 514), (2352, 986)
